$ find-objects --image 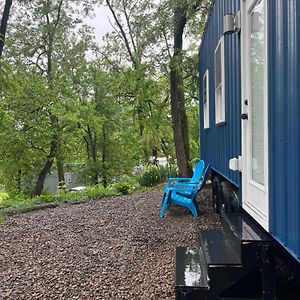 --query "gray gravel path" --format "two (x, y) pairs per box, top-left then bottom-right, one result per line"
(0, 186), (220, 300)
